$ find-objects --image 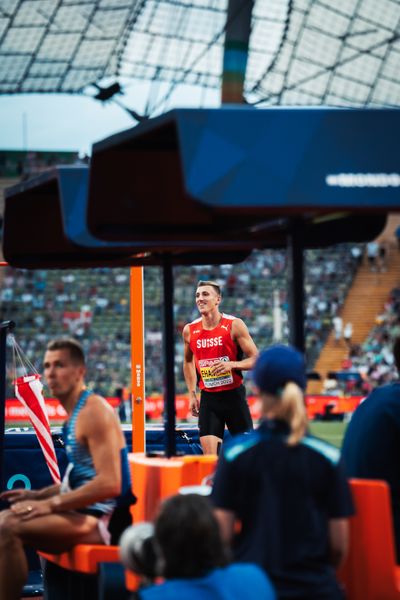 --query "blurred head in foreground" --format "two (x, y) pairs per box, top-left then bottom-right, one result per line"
(120, 493), (229, 580)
